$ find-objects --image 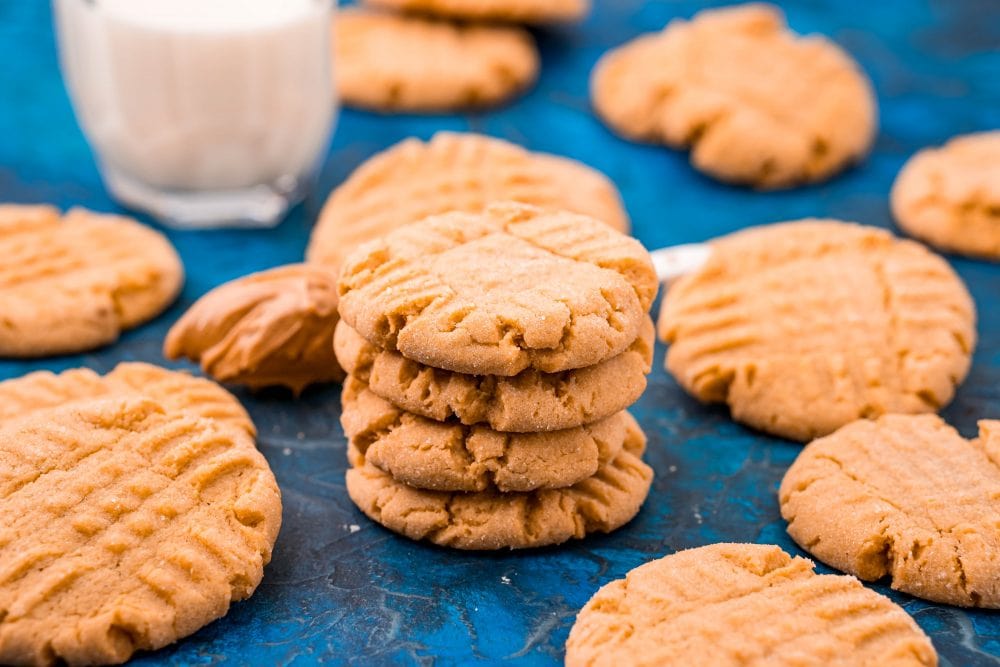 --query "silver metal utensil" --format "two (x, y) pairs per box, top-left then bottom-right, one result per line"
(650, 243), (711, 284)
